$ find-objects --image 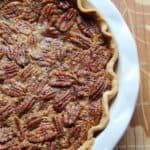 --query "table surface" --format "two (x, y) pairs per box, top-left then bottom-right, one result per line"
(111, 0), (150, 149)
